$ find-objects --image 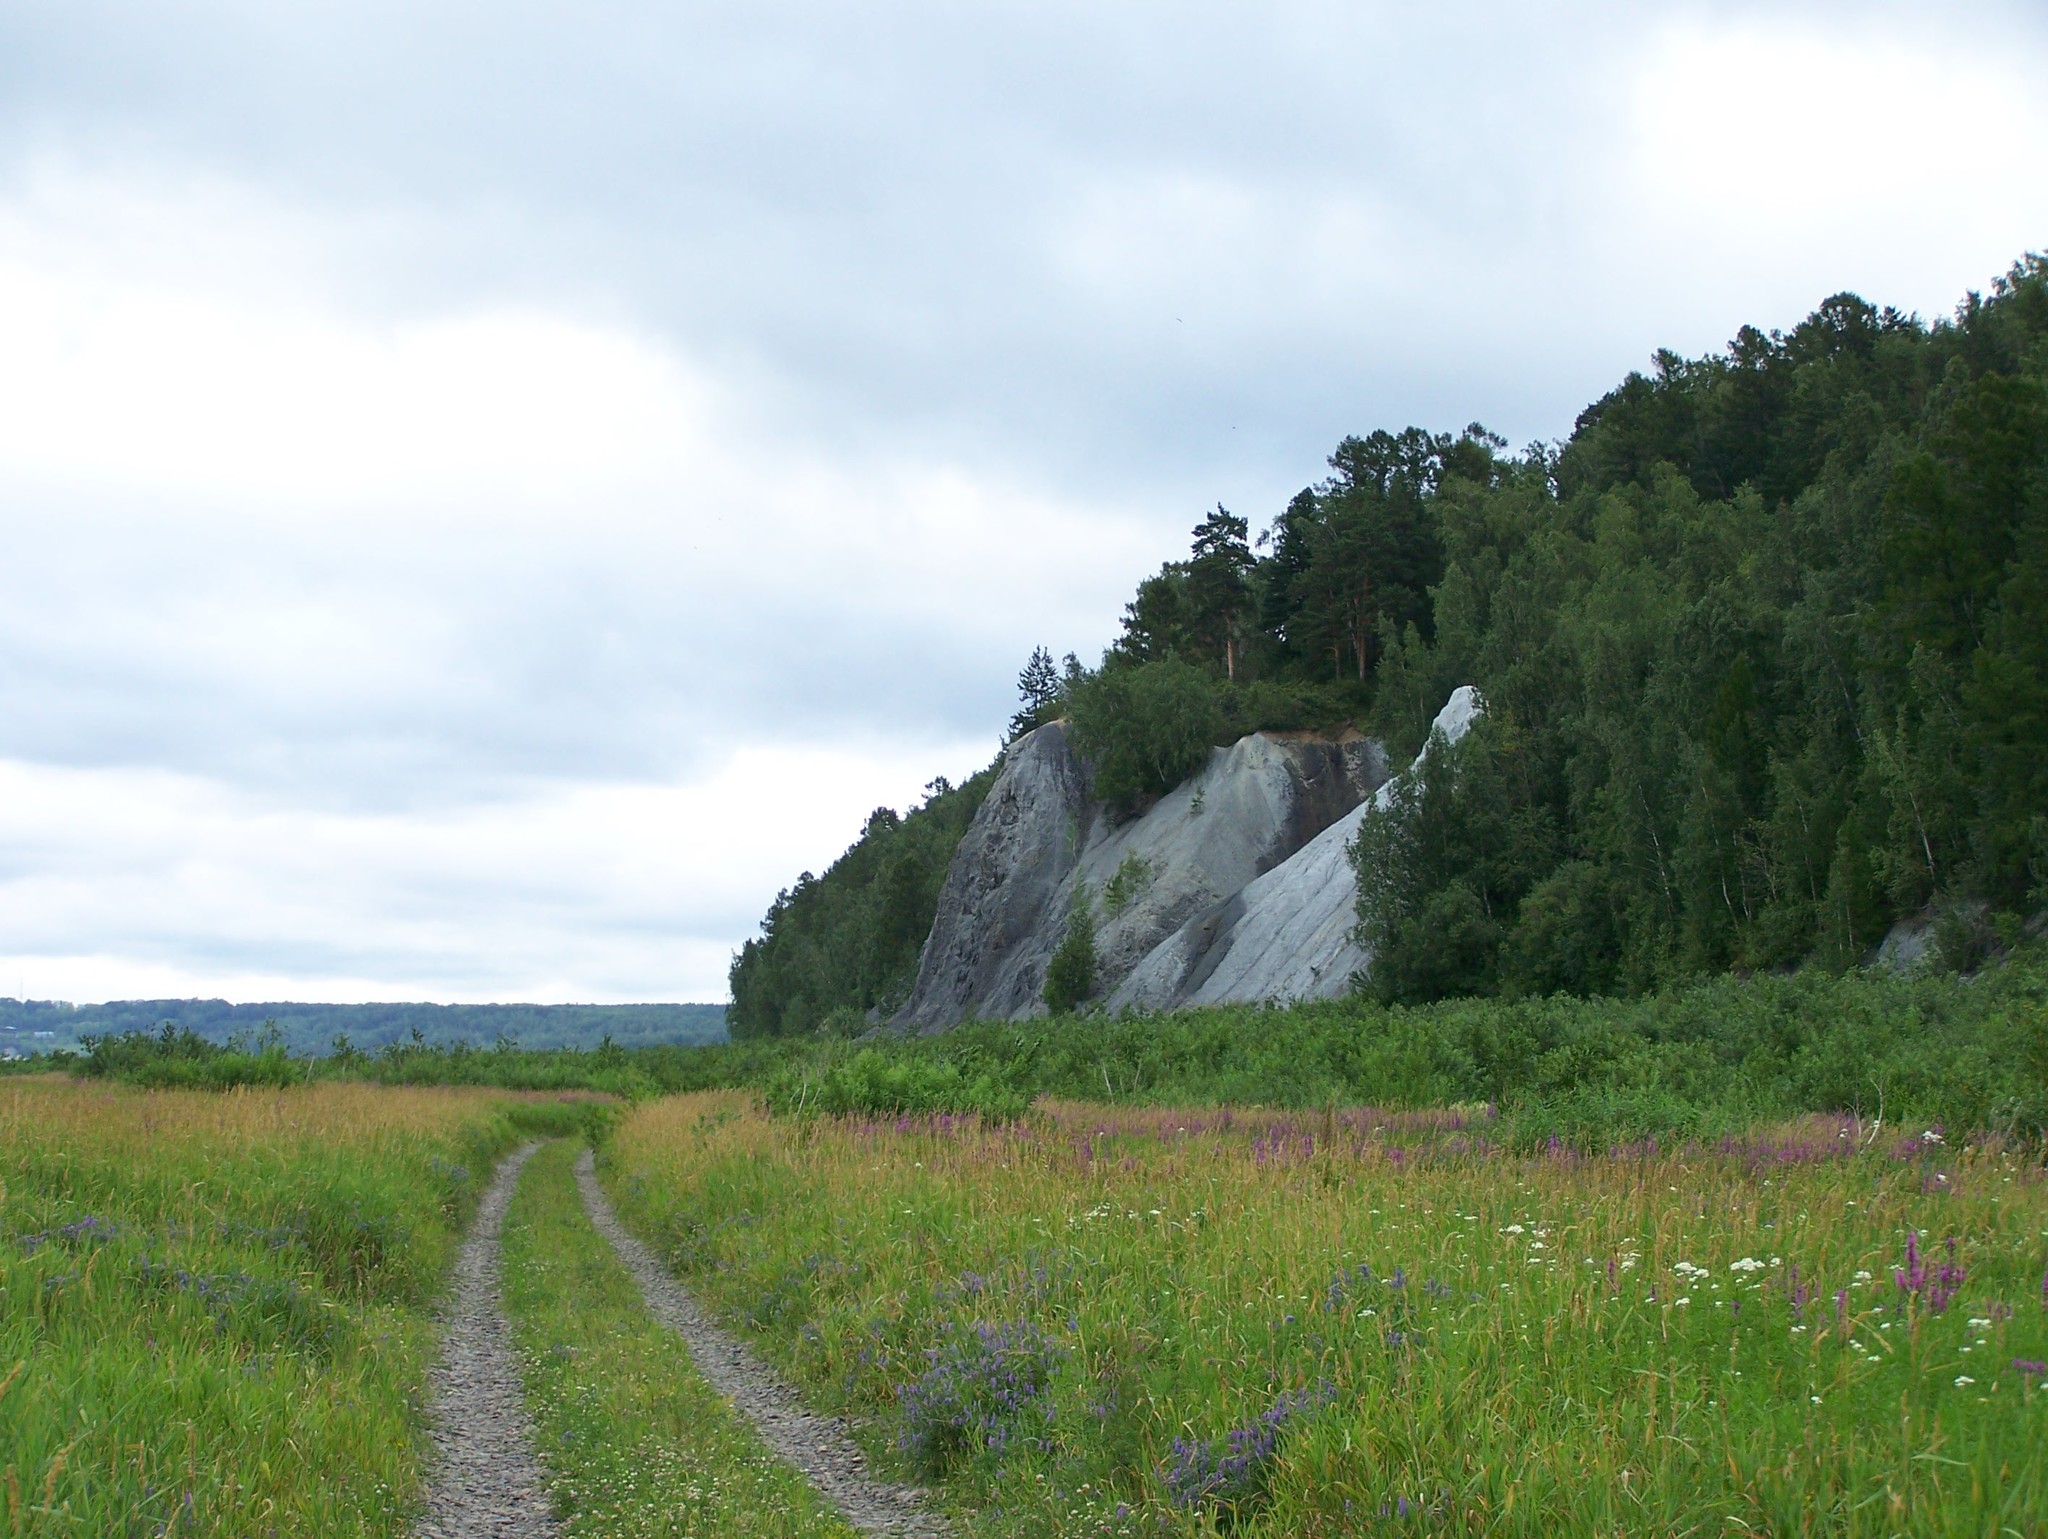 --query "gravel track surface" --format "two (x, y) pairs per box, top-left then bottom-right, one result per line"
(575, 1148), (950, 1537)
(415, 1142), (562, 1539)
